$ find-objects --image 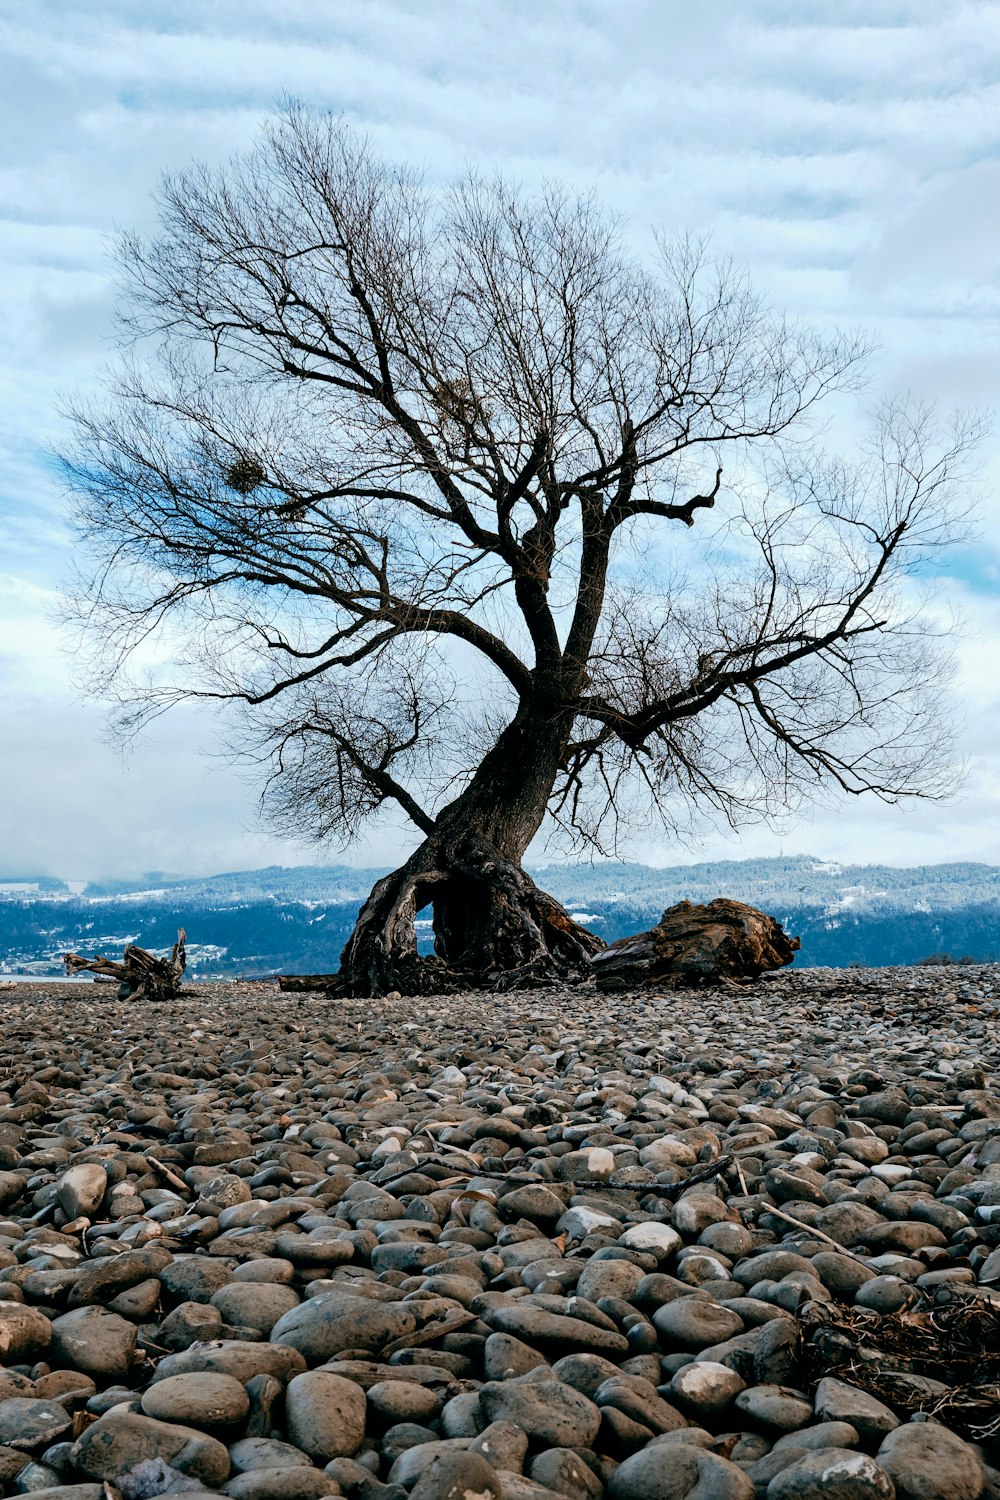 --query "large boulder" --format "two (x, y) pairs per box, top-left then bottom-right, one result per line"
(591, 897), (799, 991)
